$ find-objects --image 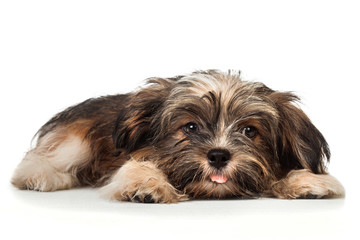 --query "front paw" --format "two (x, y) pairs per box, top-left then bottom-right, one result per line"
(104, 177), (188, 203)
(100, 160), (188, 203)
(271, 169), (345, 199)
(131, 194), (155, 203)
(121, 178), (188, 203)
(297, 194), (323, 199)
